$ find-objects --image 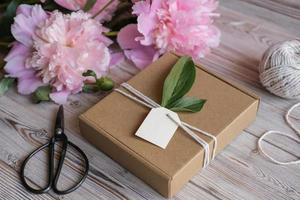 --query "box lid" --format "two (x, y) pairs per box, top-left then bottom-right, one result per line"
(80, 53), (259, 178)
